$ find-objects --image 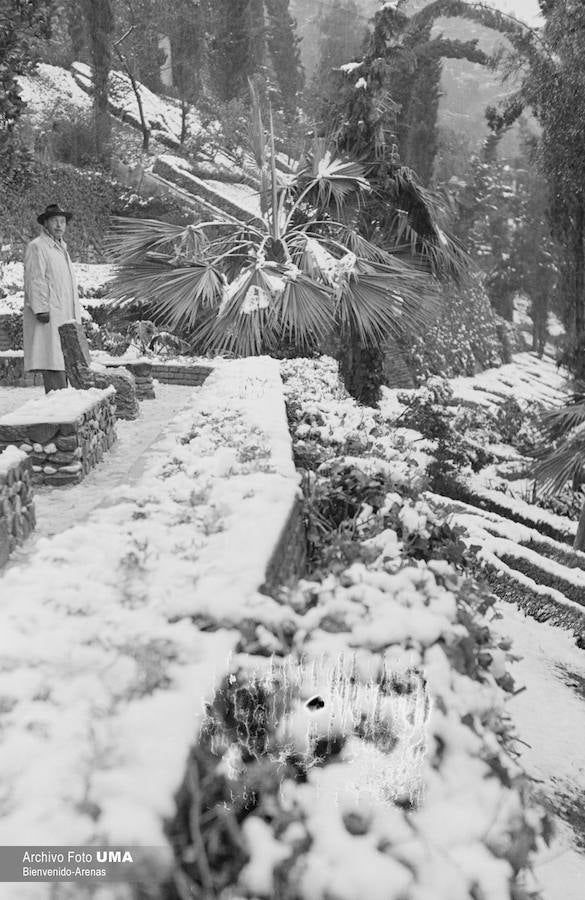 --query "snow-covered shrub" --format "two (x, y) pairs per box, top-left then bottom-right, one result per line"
(397, 378), (496, 492)
(493, 397), (544, 456)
